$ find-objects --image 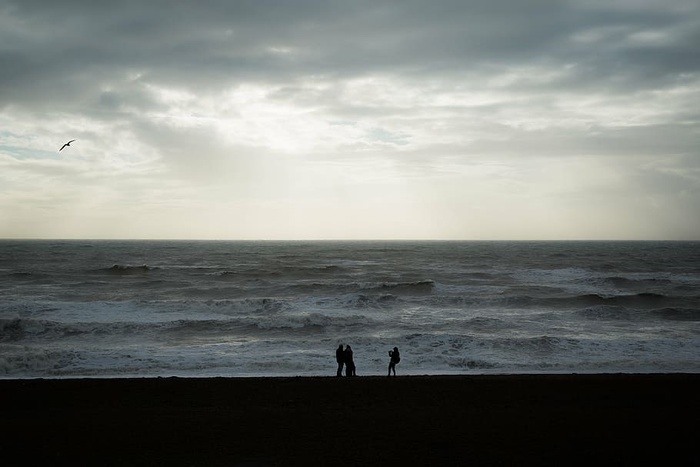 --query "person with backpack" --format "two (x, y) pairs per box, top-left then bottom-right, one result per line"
(388, 347), (400, 376)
